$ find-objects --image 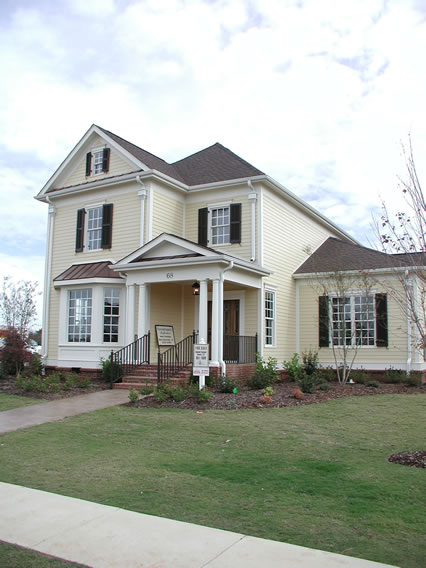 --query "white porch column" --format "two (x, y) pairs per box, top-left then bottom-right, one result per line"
(126, 283), (136, 343)
(199, 279), (208, 344)
(218, 277), (224, 364)
(137, 283), (147, 337)
(210, 278), (220, 365)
